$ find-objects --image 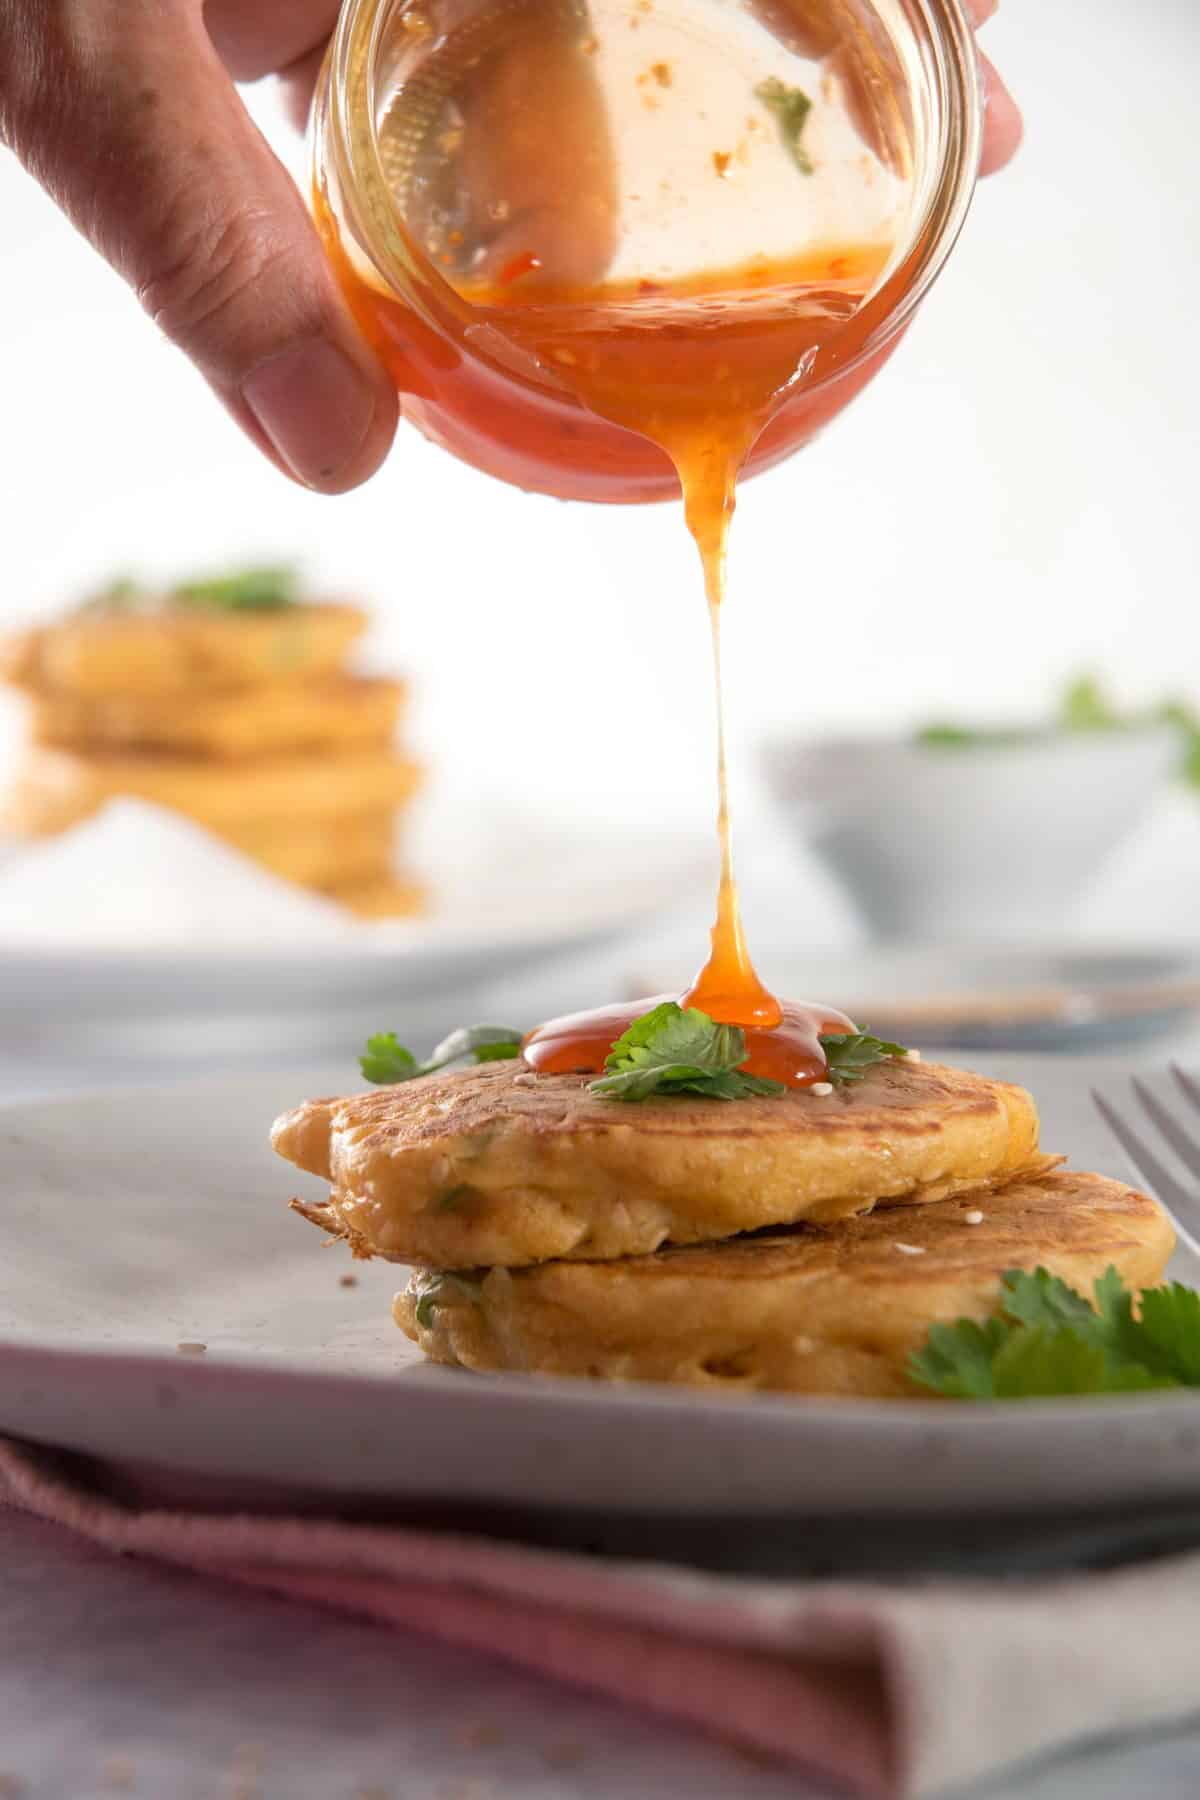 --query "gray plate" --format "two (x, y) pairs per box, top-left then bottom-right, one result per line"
(1, 1062), (1199, 1528)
